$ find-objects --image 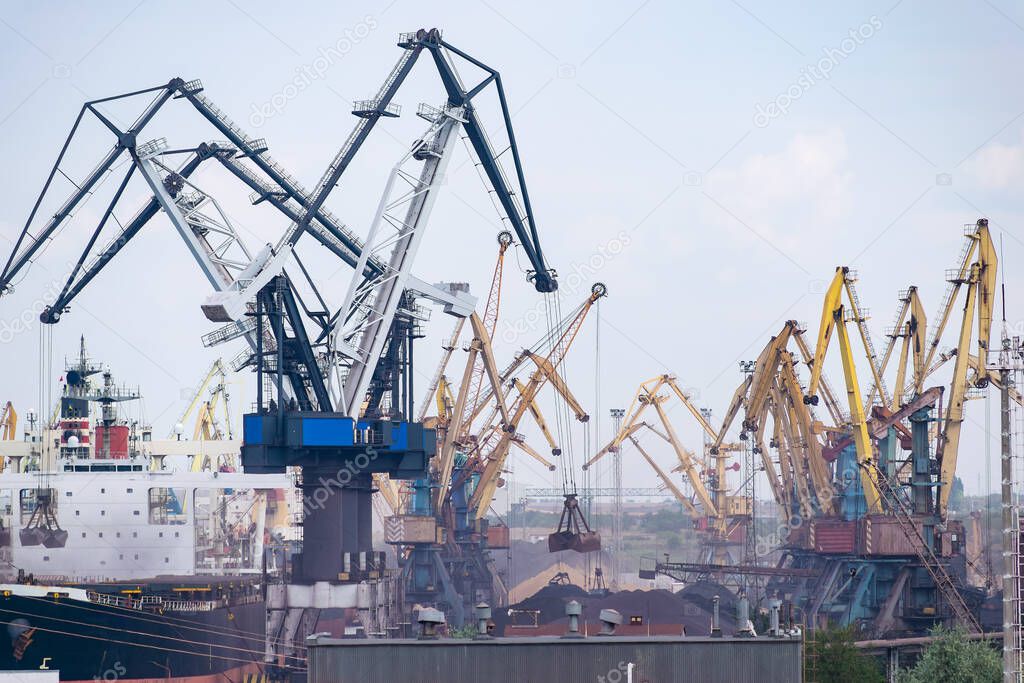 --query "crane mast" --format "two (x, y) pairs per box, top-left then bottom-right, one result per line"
(806, 267), (885, 514)
(467, 284), (606, 518)
(333, 105), (471, 417)
(462, 232), (513, 435)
